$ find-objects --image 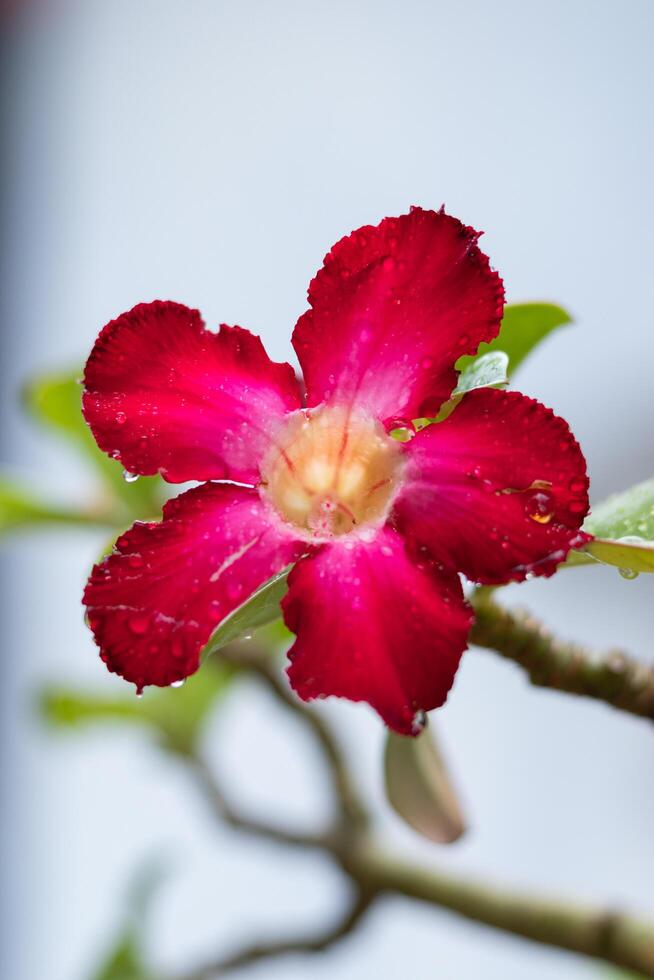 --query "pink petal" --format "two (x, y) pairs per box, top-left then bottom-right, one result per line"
(293, 207), (504, 424)
(84, 483), (305, 690)
(282, 528), (472, 733)
(83, 301), (302, 484)
(394, 388), (590, 584)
